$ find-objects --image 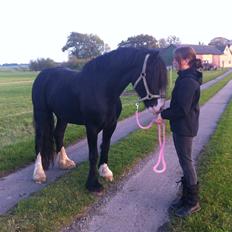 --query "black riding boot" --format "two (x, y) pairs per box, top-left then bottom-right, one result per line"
(175, 182), (201, 217)
(170, 177), (187, 210)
